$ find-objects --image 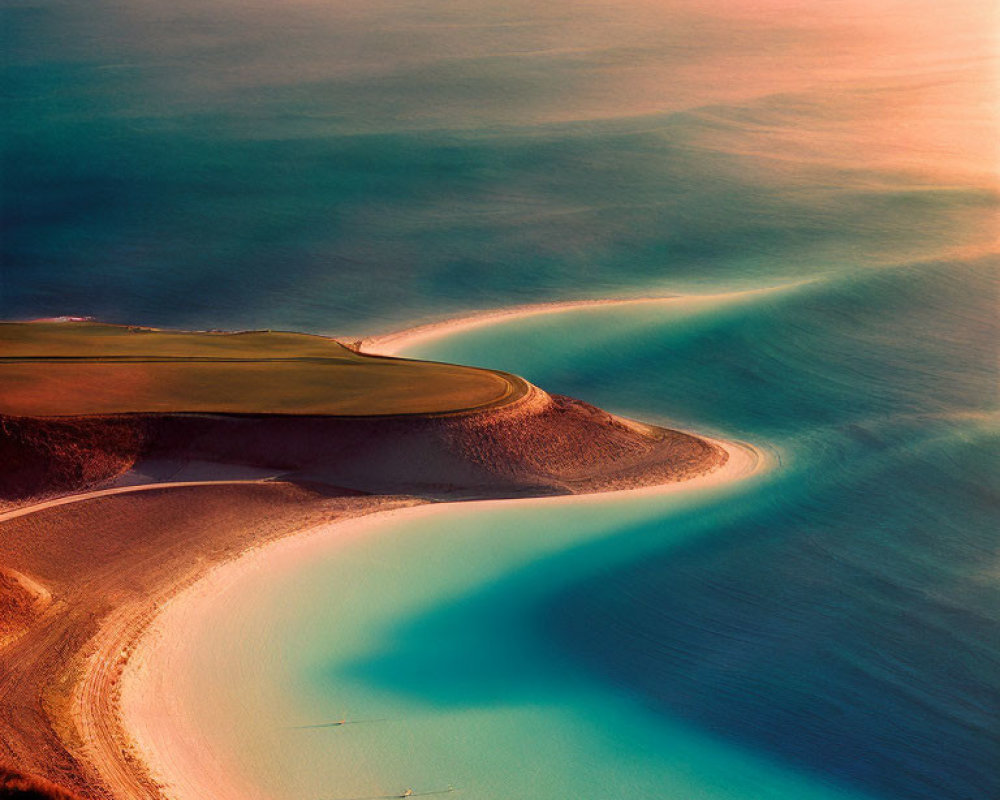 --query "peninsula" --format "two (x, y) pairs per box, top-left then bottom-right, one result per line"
(0, 319), (737, 800)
